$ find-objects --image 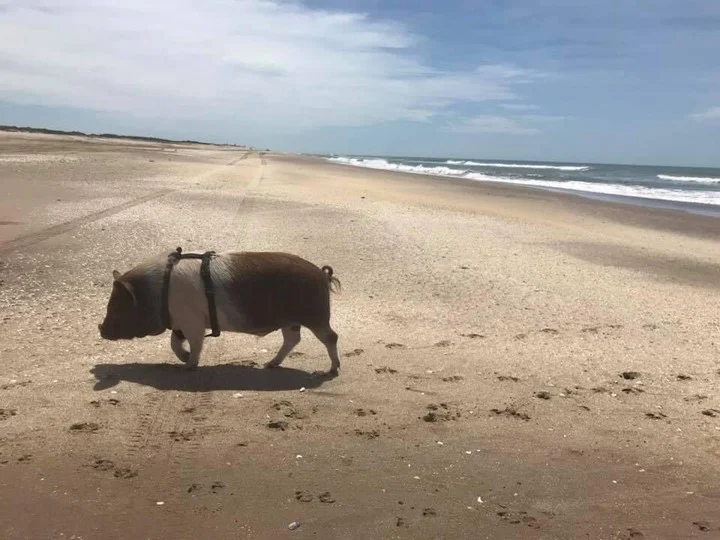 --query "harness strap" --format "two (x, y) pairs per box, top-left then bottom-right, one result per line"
(200, 251), (220, 337)
(161, 247), (221, 338)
